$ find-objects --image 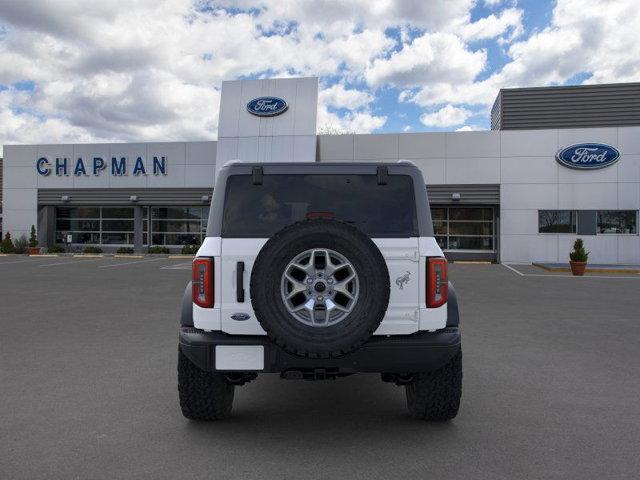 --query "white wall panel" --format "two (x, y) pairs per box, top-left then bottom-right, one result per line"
(501, 184), (558, 209)
(410, 158), (446, 184)
(445, 157), (500, 184)
(501, 209), (540, 235)
(558, 128), (618, 149)
(446, 131), (500, 158)
(501, 234), (558, 263)
(354, 134), (398, 160)
(317, 135), (354, 160)
(618, 236), (640, 263)
(500, 129), (558, 157)
(501, 156), (558, 184)
(558, 183), (618, 209)
(398, 133), (446, 159)
(617, 182), (640, 209)
(618, 127), (640, 155)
